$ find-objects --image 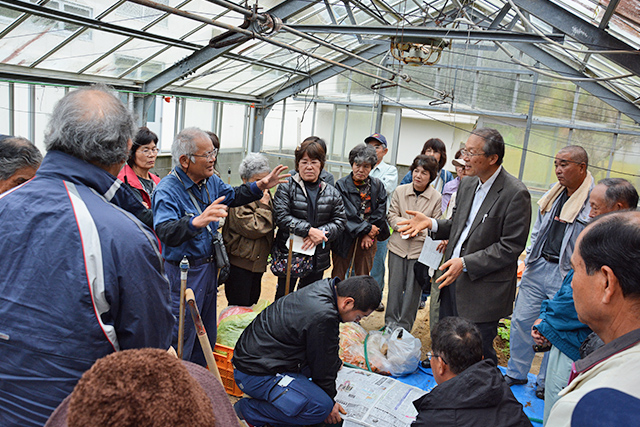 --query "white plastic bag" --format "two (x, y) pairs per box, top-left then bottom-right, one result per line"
(386, 328), (421, 376)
